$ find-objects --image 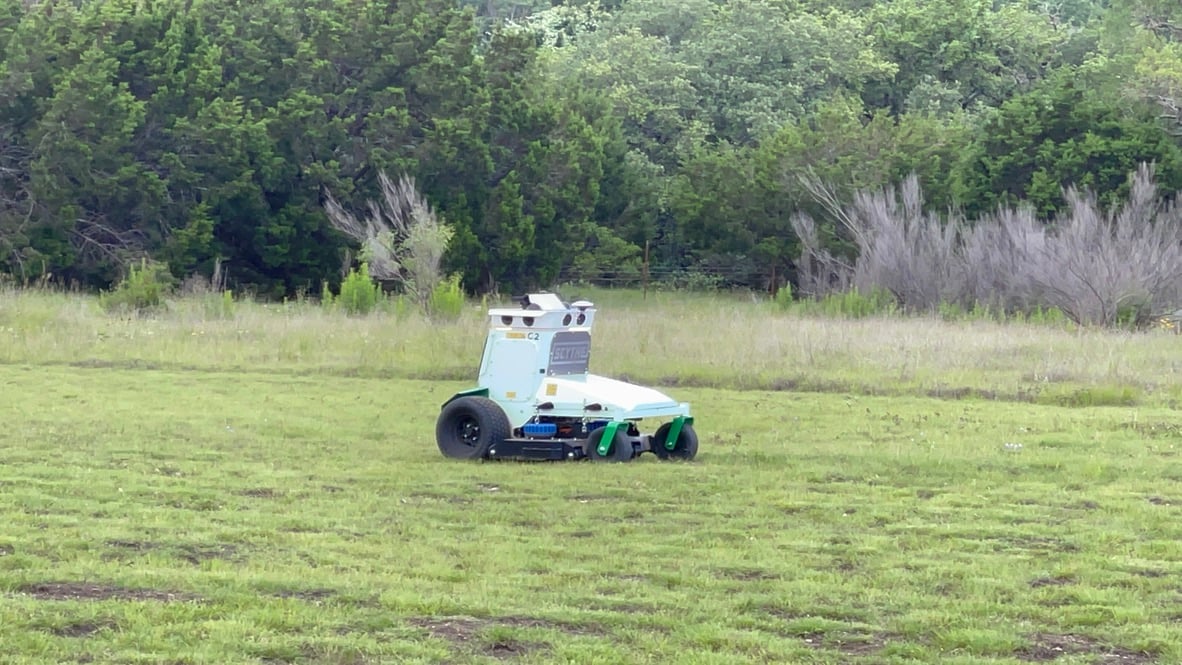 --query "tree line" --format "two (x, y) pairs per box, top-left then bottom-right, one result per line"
(3, 0), (1182, 299)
